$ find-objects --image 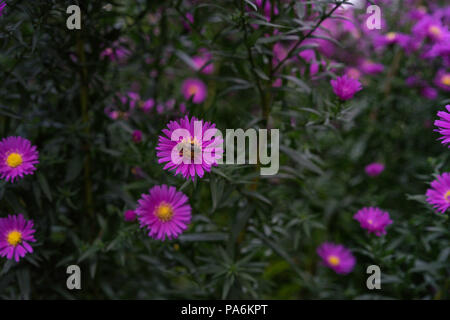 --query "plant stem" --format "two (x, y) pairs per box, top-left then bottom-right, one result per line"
(76, 32), (94, 218)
